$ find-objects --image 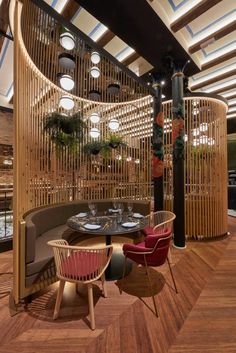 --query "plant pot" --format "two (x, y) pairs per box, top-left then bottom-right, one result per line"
(91, 148), (101, 155)
(61, 120), (74, 134)
(109, 142), (119, 149)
